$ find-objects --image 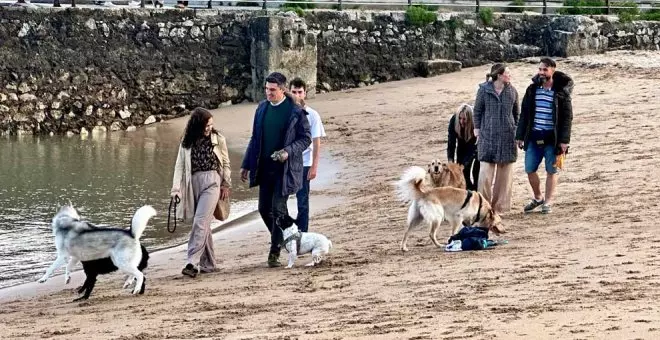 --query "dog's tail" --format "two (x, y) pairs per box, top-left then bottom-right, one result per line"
(131, 205), (157, 240)
(395, 166), (427, 203)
